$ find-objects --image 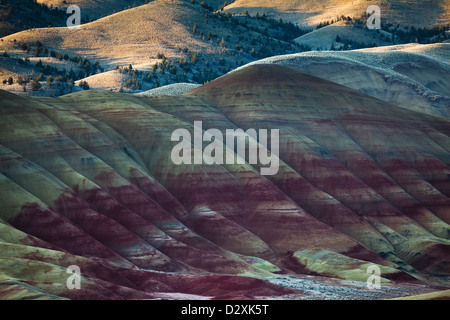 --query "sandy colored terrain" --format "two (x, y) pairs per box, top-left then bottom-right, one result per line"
(1, 0), (207, 67)
(224, 0), (450, 27)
